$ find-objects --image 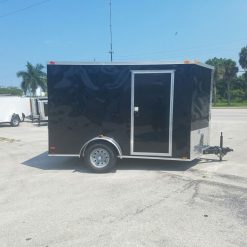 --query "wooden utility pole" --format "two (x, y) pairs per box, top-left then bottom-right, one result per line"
(109, 0), (113, 61)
